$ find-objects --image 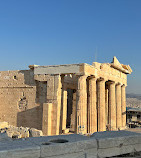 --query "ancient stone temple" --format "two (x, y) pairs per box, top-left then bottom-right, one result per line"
(0, 57), (132, 135)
